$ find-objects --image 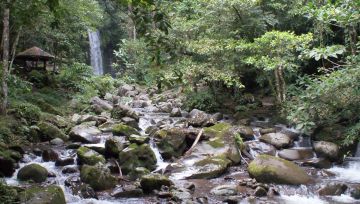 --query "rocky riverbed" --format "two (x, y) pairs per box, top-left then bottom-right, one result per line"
(1, 84), (360, 204)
